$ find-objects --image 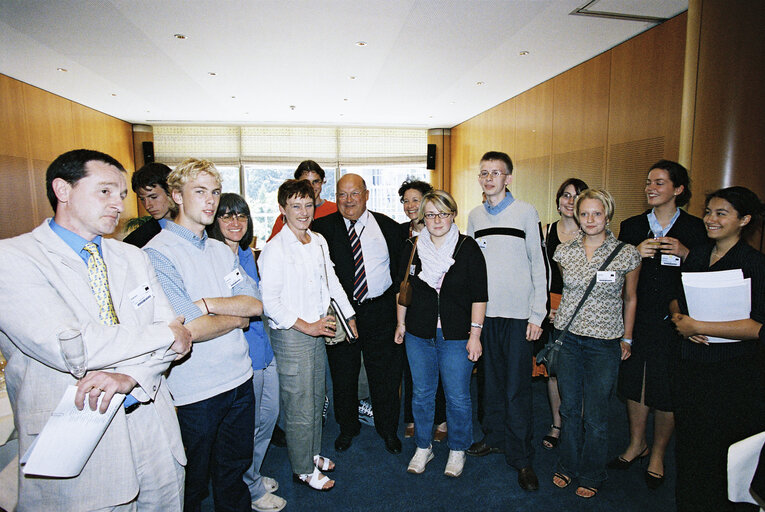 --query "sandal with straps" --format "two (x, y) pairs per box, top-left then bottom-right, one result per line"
(542, 425), (561, 450)
(293, 466), (334, 491)
(553, 472), (572, 489)
(313, 454), (335, 472)
(576, 486), (598, 499)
